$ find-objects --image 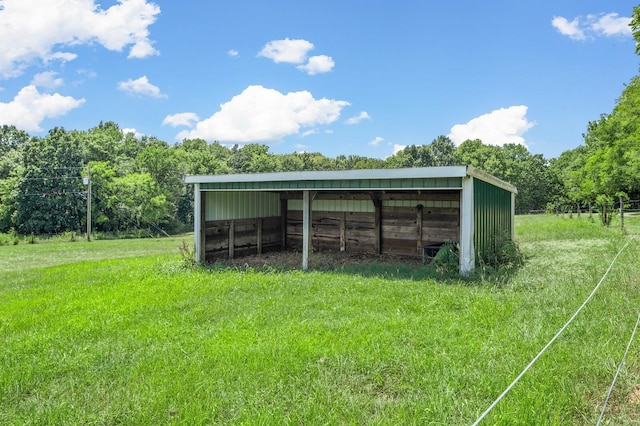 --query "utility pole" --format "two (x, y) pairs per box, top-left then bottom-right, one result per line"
(84, 167), (91, 241)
